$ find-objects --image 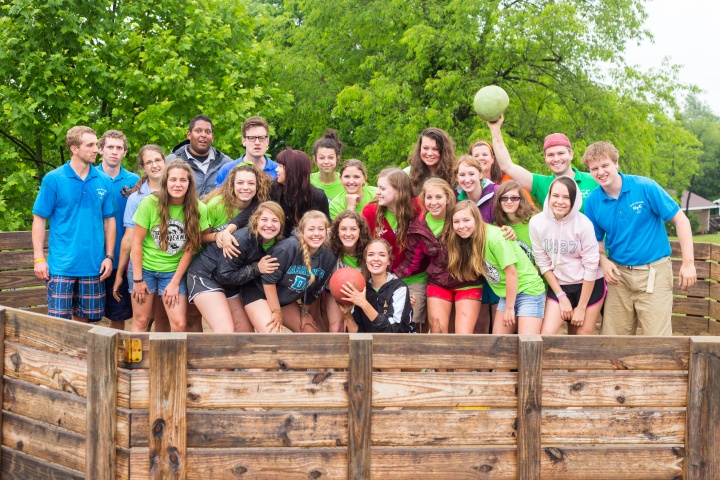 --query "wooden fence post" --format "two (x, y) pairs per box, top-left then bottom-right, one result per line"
(0, 308), (5, 475)
(149, 333), (187, 480)
(517, 334), (542, 480)
(86, 326), (119, 479)
(348, 333), (372, 480)
(686, 336), (720, 479)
